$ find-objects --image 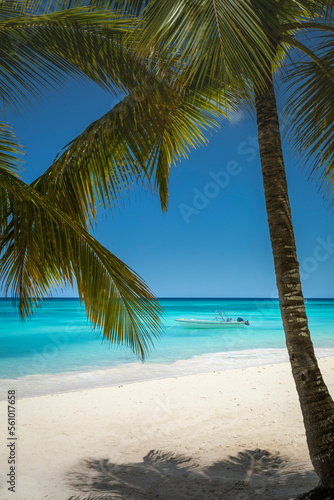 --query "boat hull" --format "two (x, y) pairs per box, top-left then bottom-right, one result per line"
(175, 319), (247, 329)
